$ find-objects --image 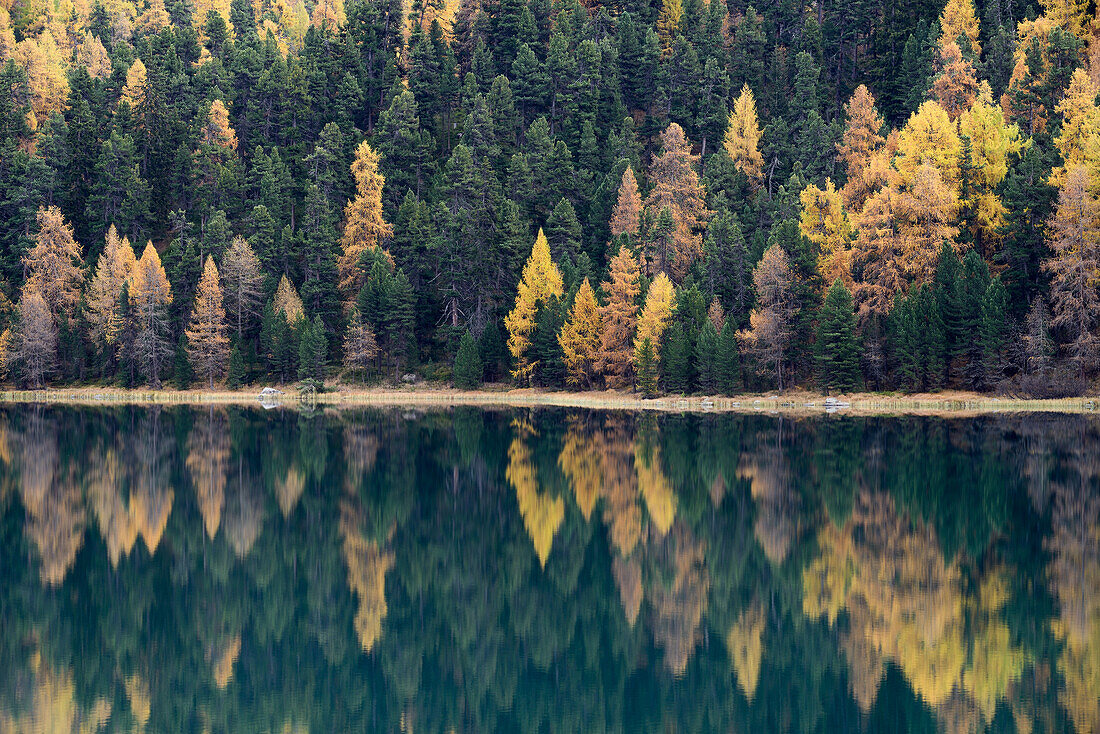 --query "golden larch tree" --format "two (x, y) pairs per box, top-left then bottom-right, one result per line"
(854, 186), (907, 318)
(800, 180), (854, 287)
(1052, 68), (1100, 187)
(130, 242), (173, 386)
(202, 99), (239, 151)
(633, 272), (676, 368)
(655, 0), (683, 53)
(724, 85), (765, 187)
(187, 256), (230, 387)
(894, 100), (963, 191)
(610, 167), (643, 238)
(896, 163), (961, 284)
(273, 274), (305, 323)
(939, 0), (981, 54)
(12, 31), (69, 127)
(646, 123), (710, 280)
(558, 278), (603, 387)
(77, 33), (111, 80)
(86, 225), (137, 345)
(739, 243), (795, 390)
(10, 285), (57, 387)
(121, 58), (148, 110)
(342, 307), (379, 376)
(837, 85), (887, 211)
(24, 206), (84, 320)
(597, 245), (642, 388)
(505, 229), (564, 381)
(929, 42), (980, 120)
(220, 236), (264, 338)
(958, 91), (1026, 255)
(340, 140), (393, 298)
(1043, 165), (1100, 369)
